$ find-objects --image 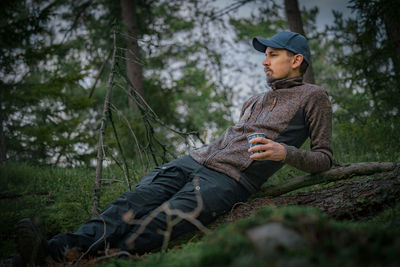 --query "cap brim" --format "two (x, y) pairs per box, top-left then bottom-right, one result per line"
(252, 37), (285, 53)
(252, 37), (310, 64)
